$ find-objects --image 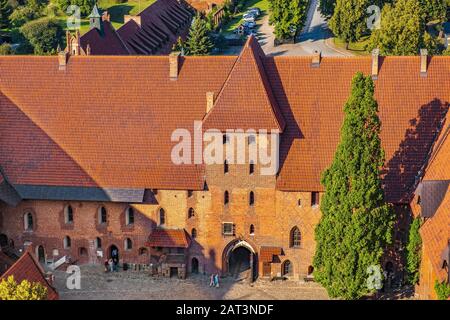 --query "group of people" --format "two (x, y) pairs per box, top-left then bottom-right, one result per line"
(104, 248), (119, 272)
(209, 273), (220, 288)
